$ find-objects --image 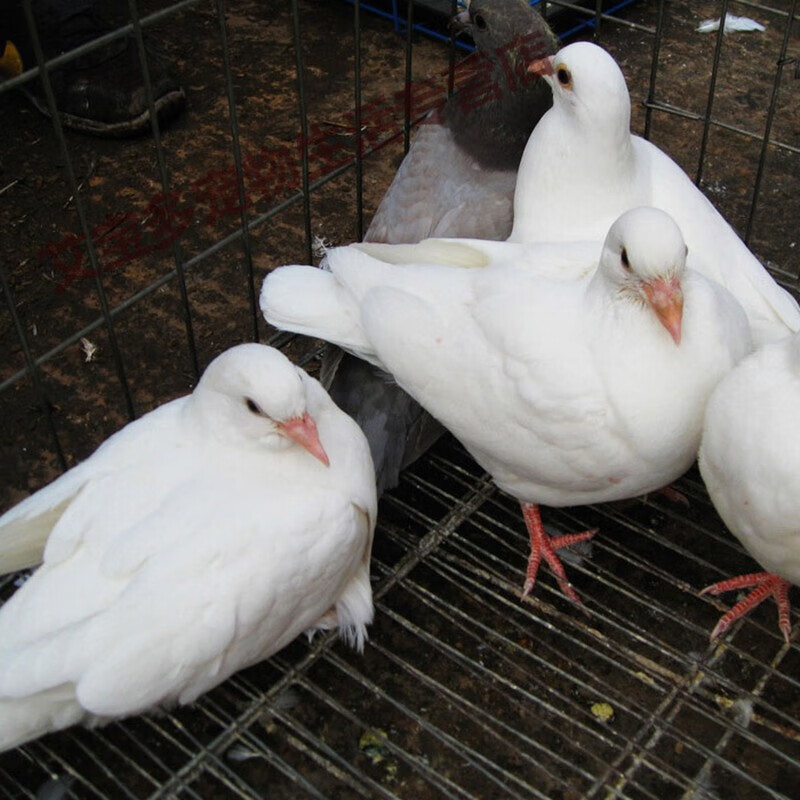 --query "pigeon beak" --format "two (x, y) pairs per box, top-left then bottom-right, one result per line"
(643, 277), (684, 345)
(277, 412), (330, 466)
(527, 55), (554, 78)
